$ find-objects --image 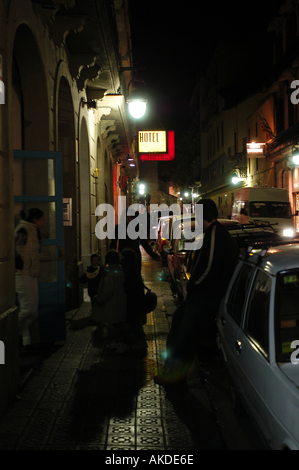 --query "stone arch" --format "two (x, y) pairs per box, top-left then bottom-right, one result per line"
(12, 23), (49, 150)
